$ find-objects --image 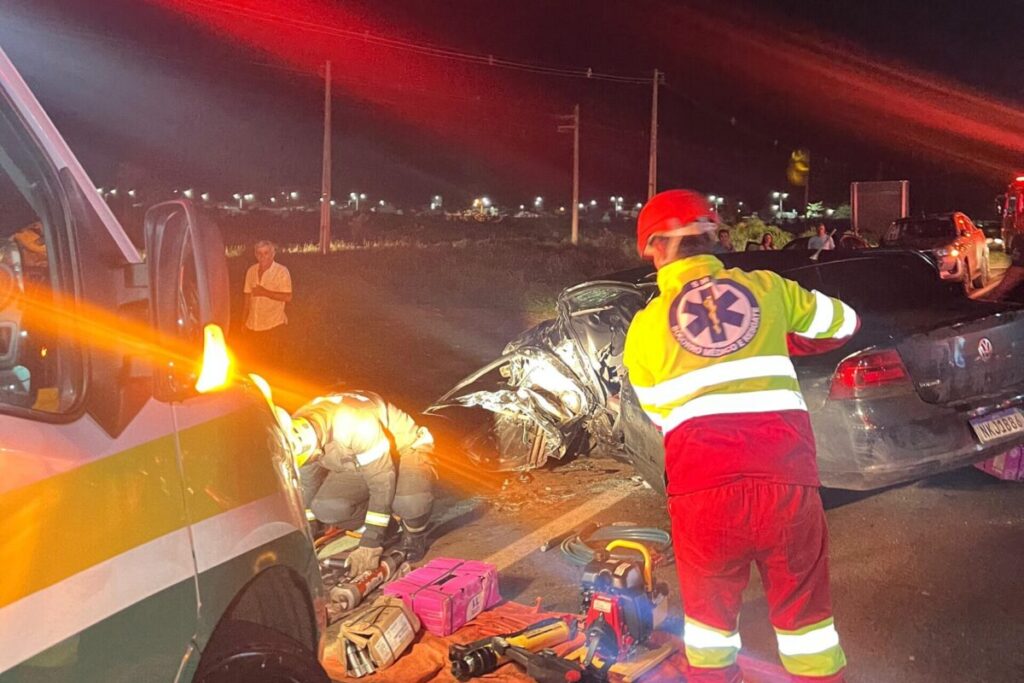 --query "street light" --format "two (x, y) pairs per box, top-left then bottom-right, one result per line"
(534, 196), (544, 210)
(771, 191), (789, 214)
